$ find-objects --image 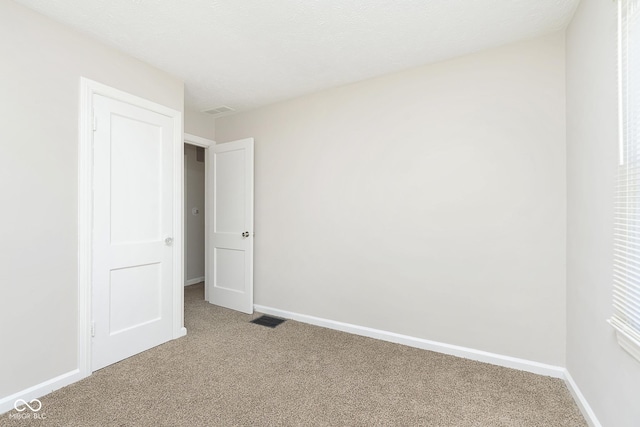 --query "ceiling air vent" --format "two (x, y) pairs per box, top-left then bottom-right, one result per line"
(202, 105), (235, 116)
